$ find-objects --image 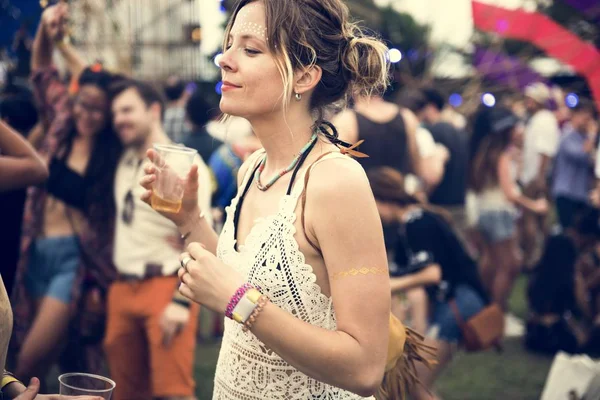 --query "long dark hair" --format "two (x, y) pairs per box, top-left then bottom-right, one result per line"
(367, 167), (452, 225)
(64, 68), (123, 236)
(527, 233), (577, 314)
(528, 208), (600, 314)
(469, 107), (519, 193)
